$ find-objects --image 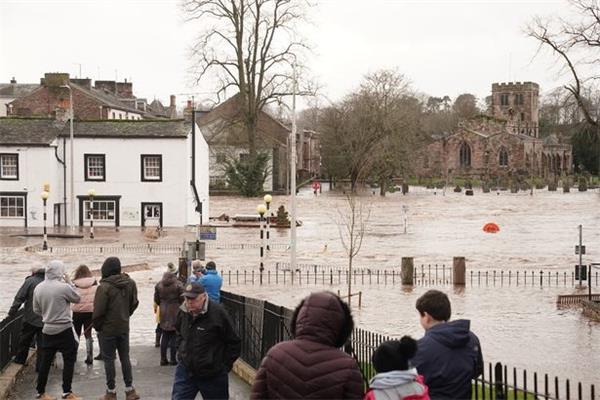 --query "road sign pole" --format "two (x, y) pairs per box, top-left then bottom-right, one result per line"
(579, 224), (583, 286)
